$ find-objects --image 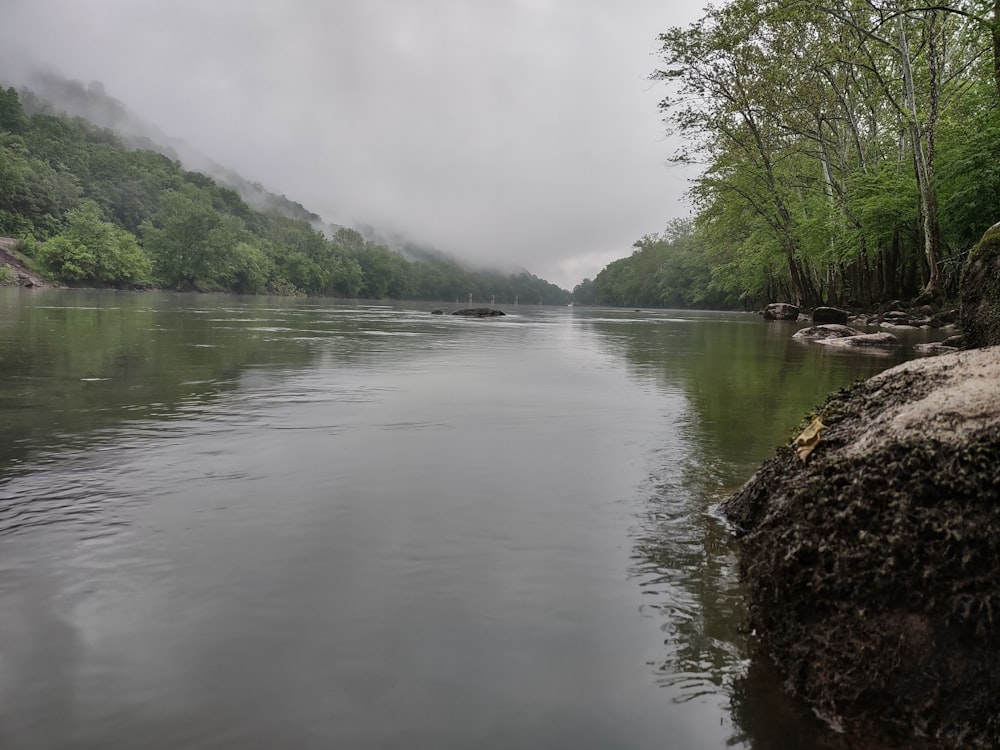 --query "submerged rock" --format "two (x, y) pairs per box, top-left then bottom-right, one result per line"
(451, 307), (506, 317)
(721, 346), (1000, 747)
